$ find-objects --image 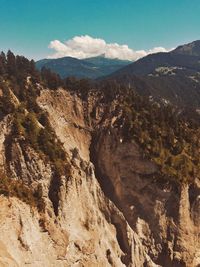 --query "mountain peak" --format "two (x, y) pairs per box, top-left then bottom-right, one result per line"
(172, 40), (200, 56)
(36, 55), (131, 79)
